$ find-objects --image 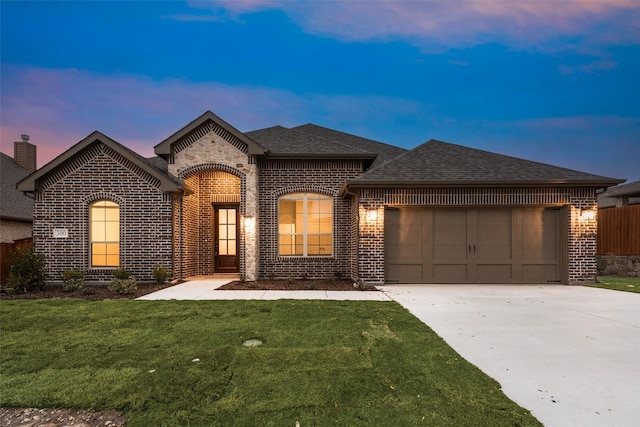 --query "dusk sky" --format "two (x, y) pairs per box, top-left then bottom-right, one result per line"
(1, 0), (639, 182)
